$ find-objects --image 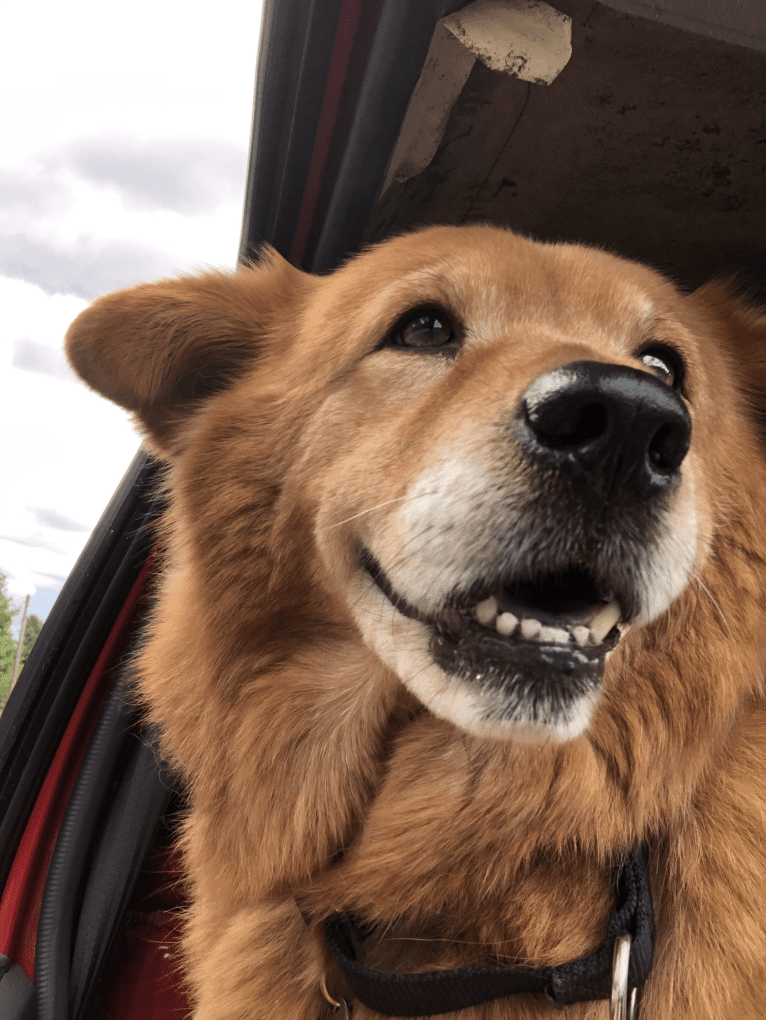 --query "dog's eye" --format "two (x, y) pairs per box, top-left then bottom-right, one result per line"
(388, 307), (458, 352)
(636, 344), (684, 390)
